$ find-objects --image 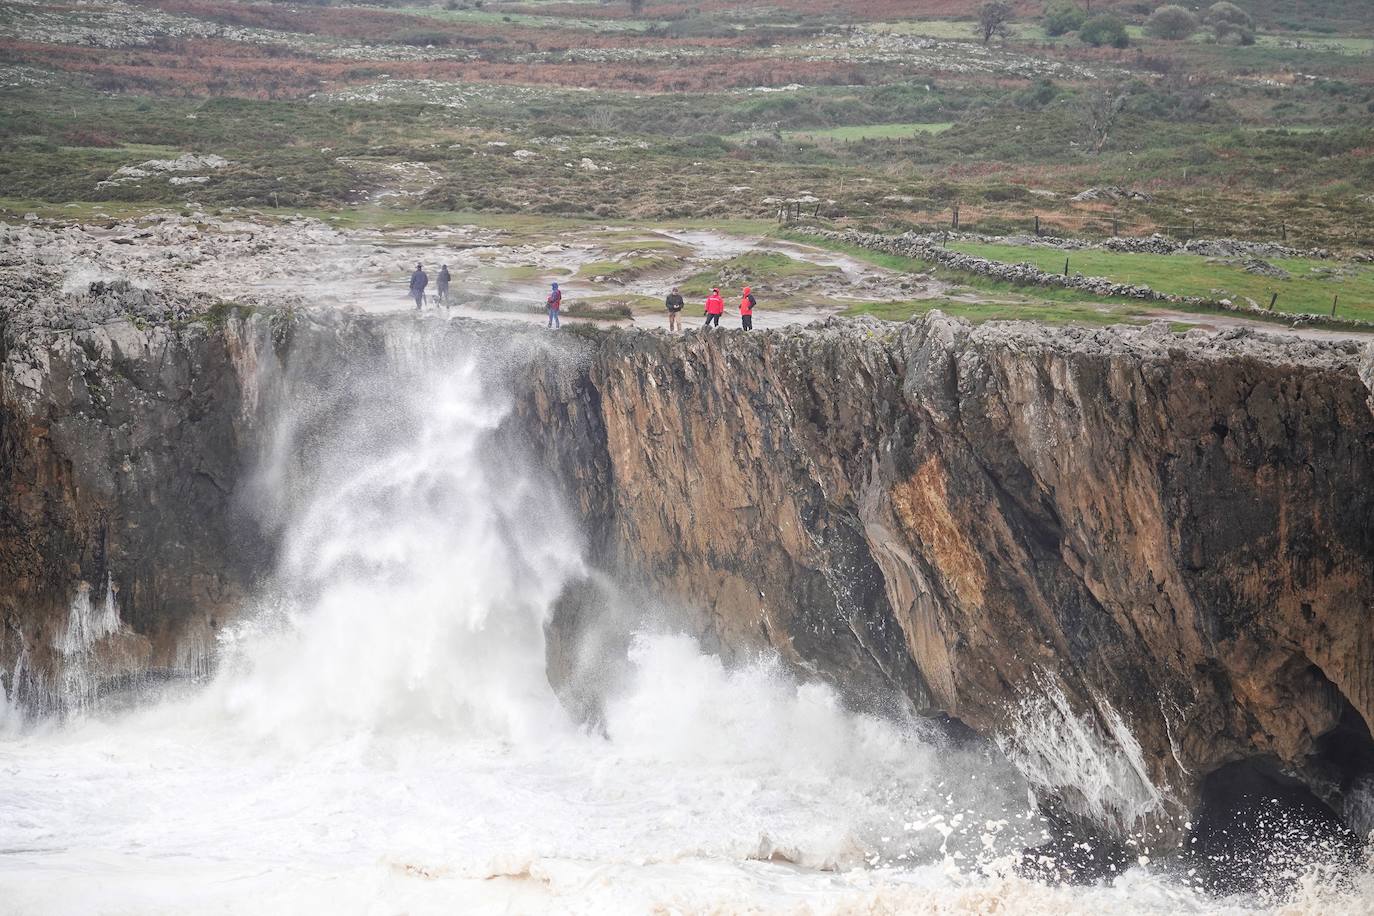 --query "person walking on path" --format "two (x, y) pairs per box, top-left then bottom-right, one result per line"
(409, 263), (428, 310)
(665, 286), (684, 332)
(546, 282), (563, 329)
(436, 265), (451, 306)
(704, 287), (724, 328)
(739, 285), (756, 331)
